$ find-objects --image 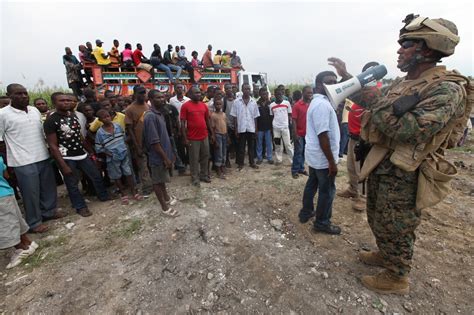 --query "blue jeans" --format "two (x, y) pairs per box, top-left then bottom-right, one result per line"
(299, 167), (336, 227)
(13, 159), (58, 229)
(256, 130), (272, 161)
(214, 133), (227, 167)
(339, 123), (349, 156)
(291, 137), (305, 174)
(152, 63), (173, 81)
(63, 157), (109, 211)
(167, 64), (182, 80)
